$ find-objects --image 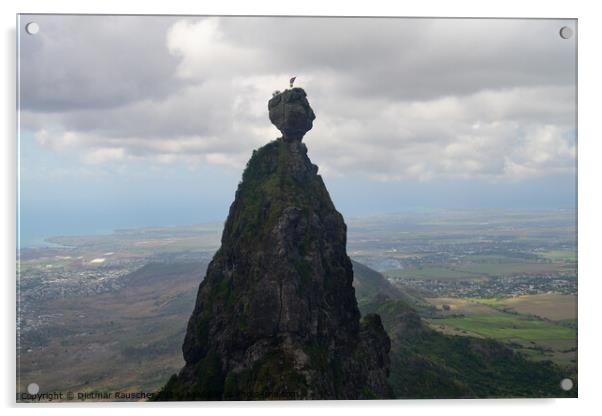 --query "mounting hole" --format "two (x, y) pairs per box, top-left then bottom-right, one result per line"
(560, 378), (573, 391)
(27, 382), (40, 395)
(25, 22), (39, 35)
(559, 26), (573, 40)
